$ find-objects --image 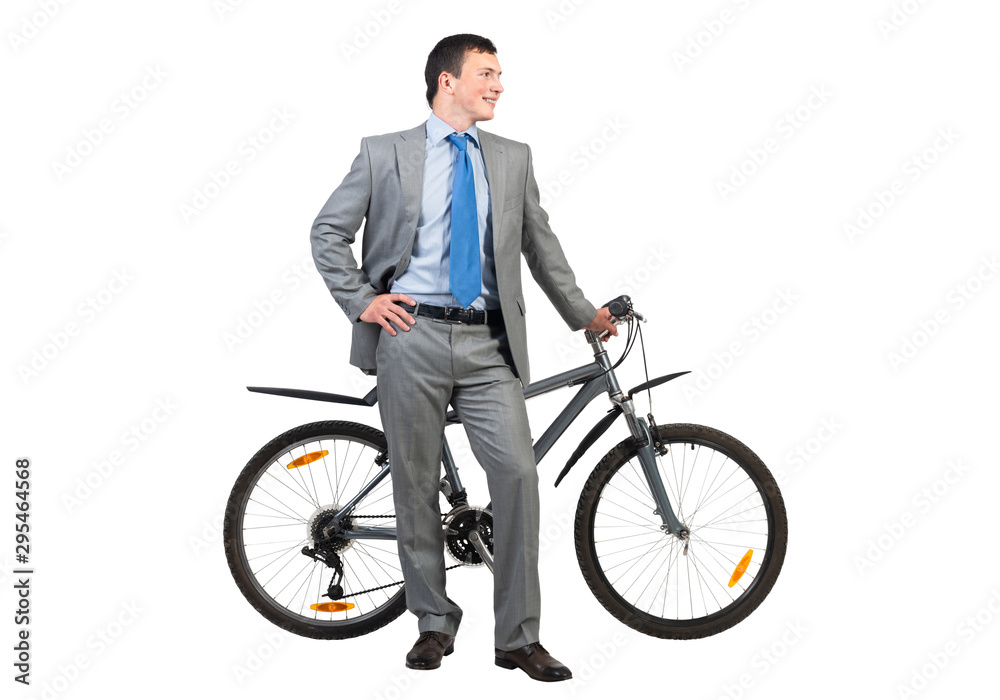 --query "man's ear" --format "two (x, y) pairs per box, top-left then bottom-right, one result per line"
(438, 71), (454, 97)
